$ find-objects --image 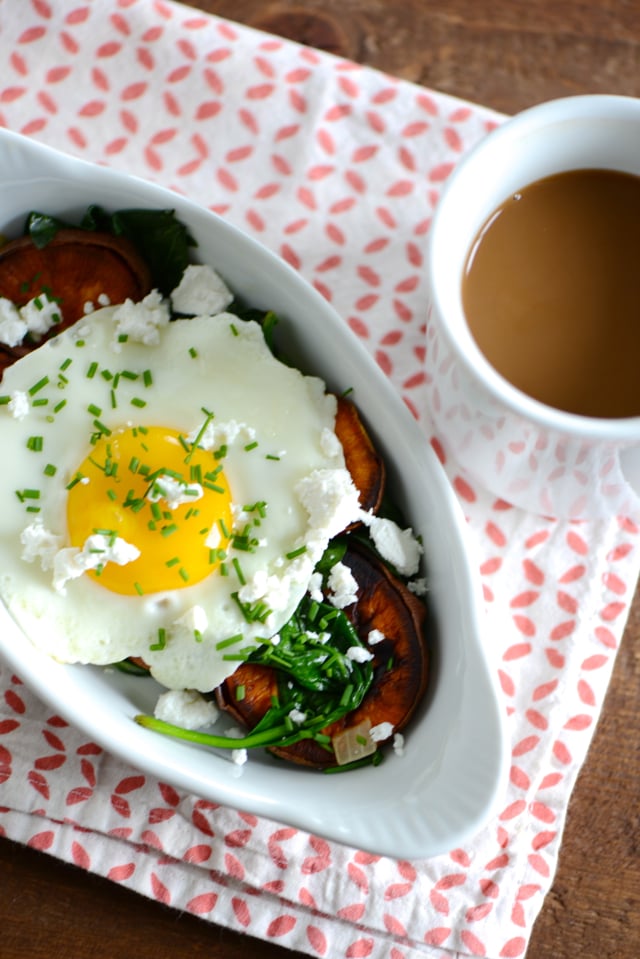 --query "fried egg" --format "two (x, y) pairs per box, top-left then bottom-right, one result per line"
(0, 305), (357, 692)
